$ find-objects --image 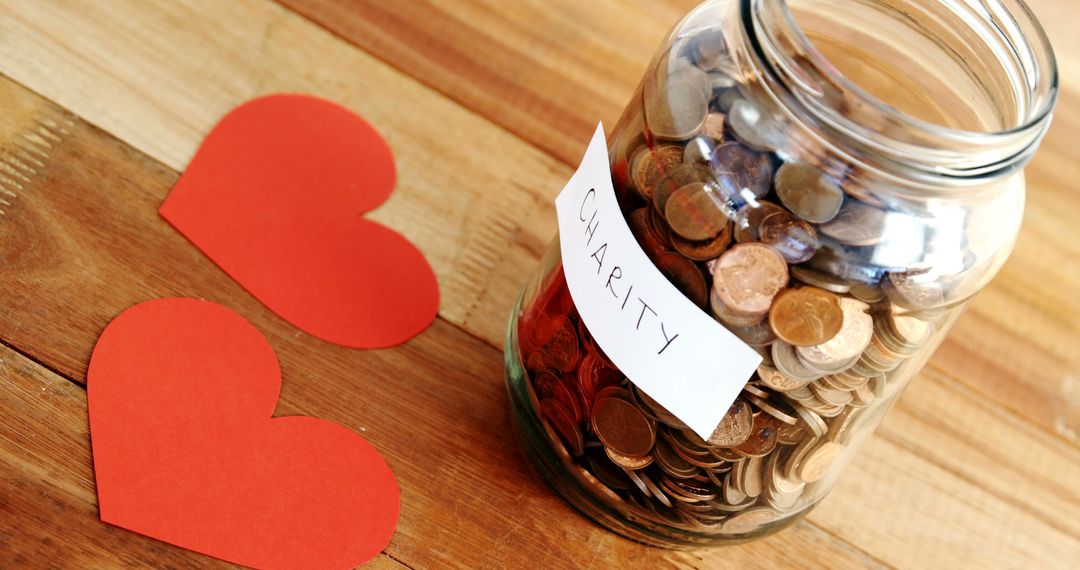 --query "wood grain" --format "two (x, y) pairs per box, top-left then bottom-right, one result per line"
(0, 0), (1077, 567)
(0, 75), (883, 569)
(277, 0), (1080, 445)
(0, 0), (1074, 448)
